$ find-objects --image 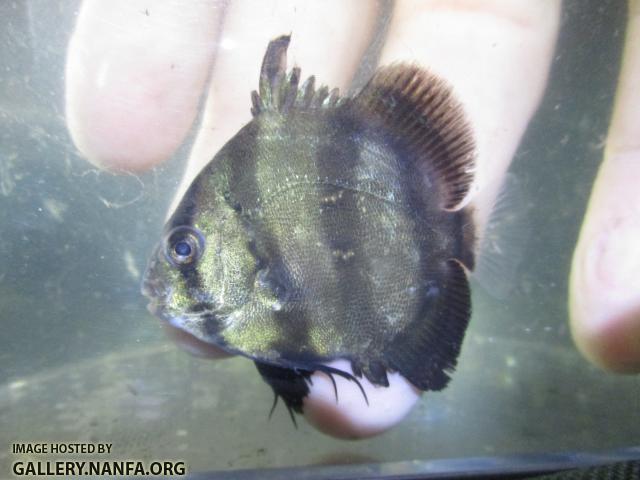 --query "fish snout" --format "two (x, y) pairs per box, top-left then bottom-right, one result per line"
(140, 247), (171, 301)
(141, 274), (170, 301)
